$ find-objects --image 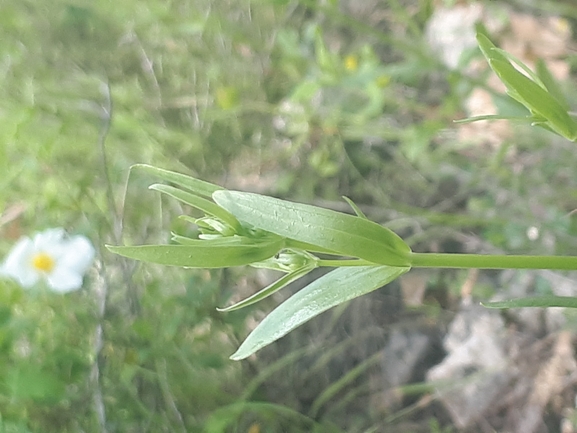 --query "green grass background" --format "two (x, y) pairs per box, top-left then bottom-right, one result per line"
(1, 0), (577, 431)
